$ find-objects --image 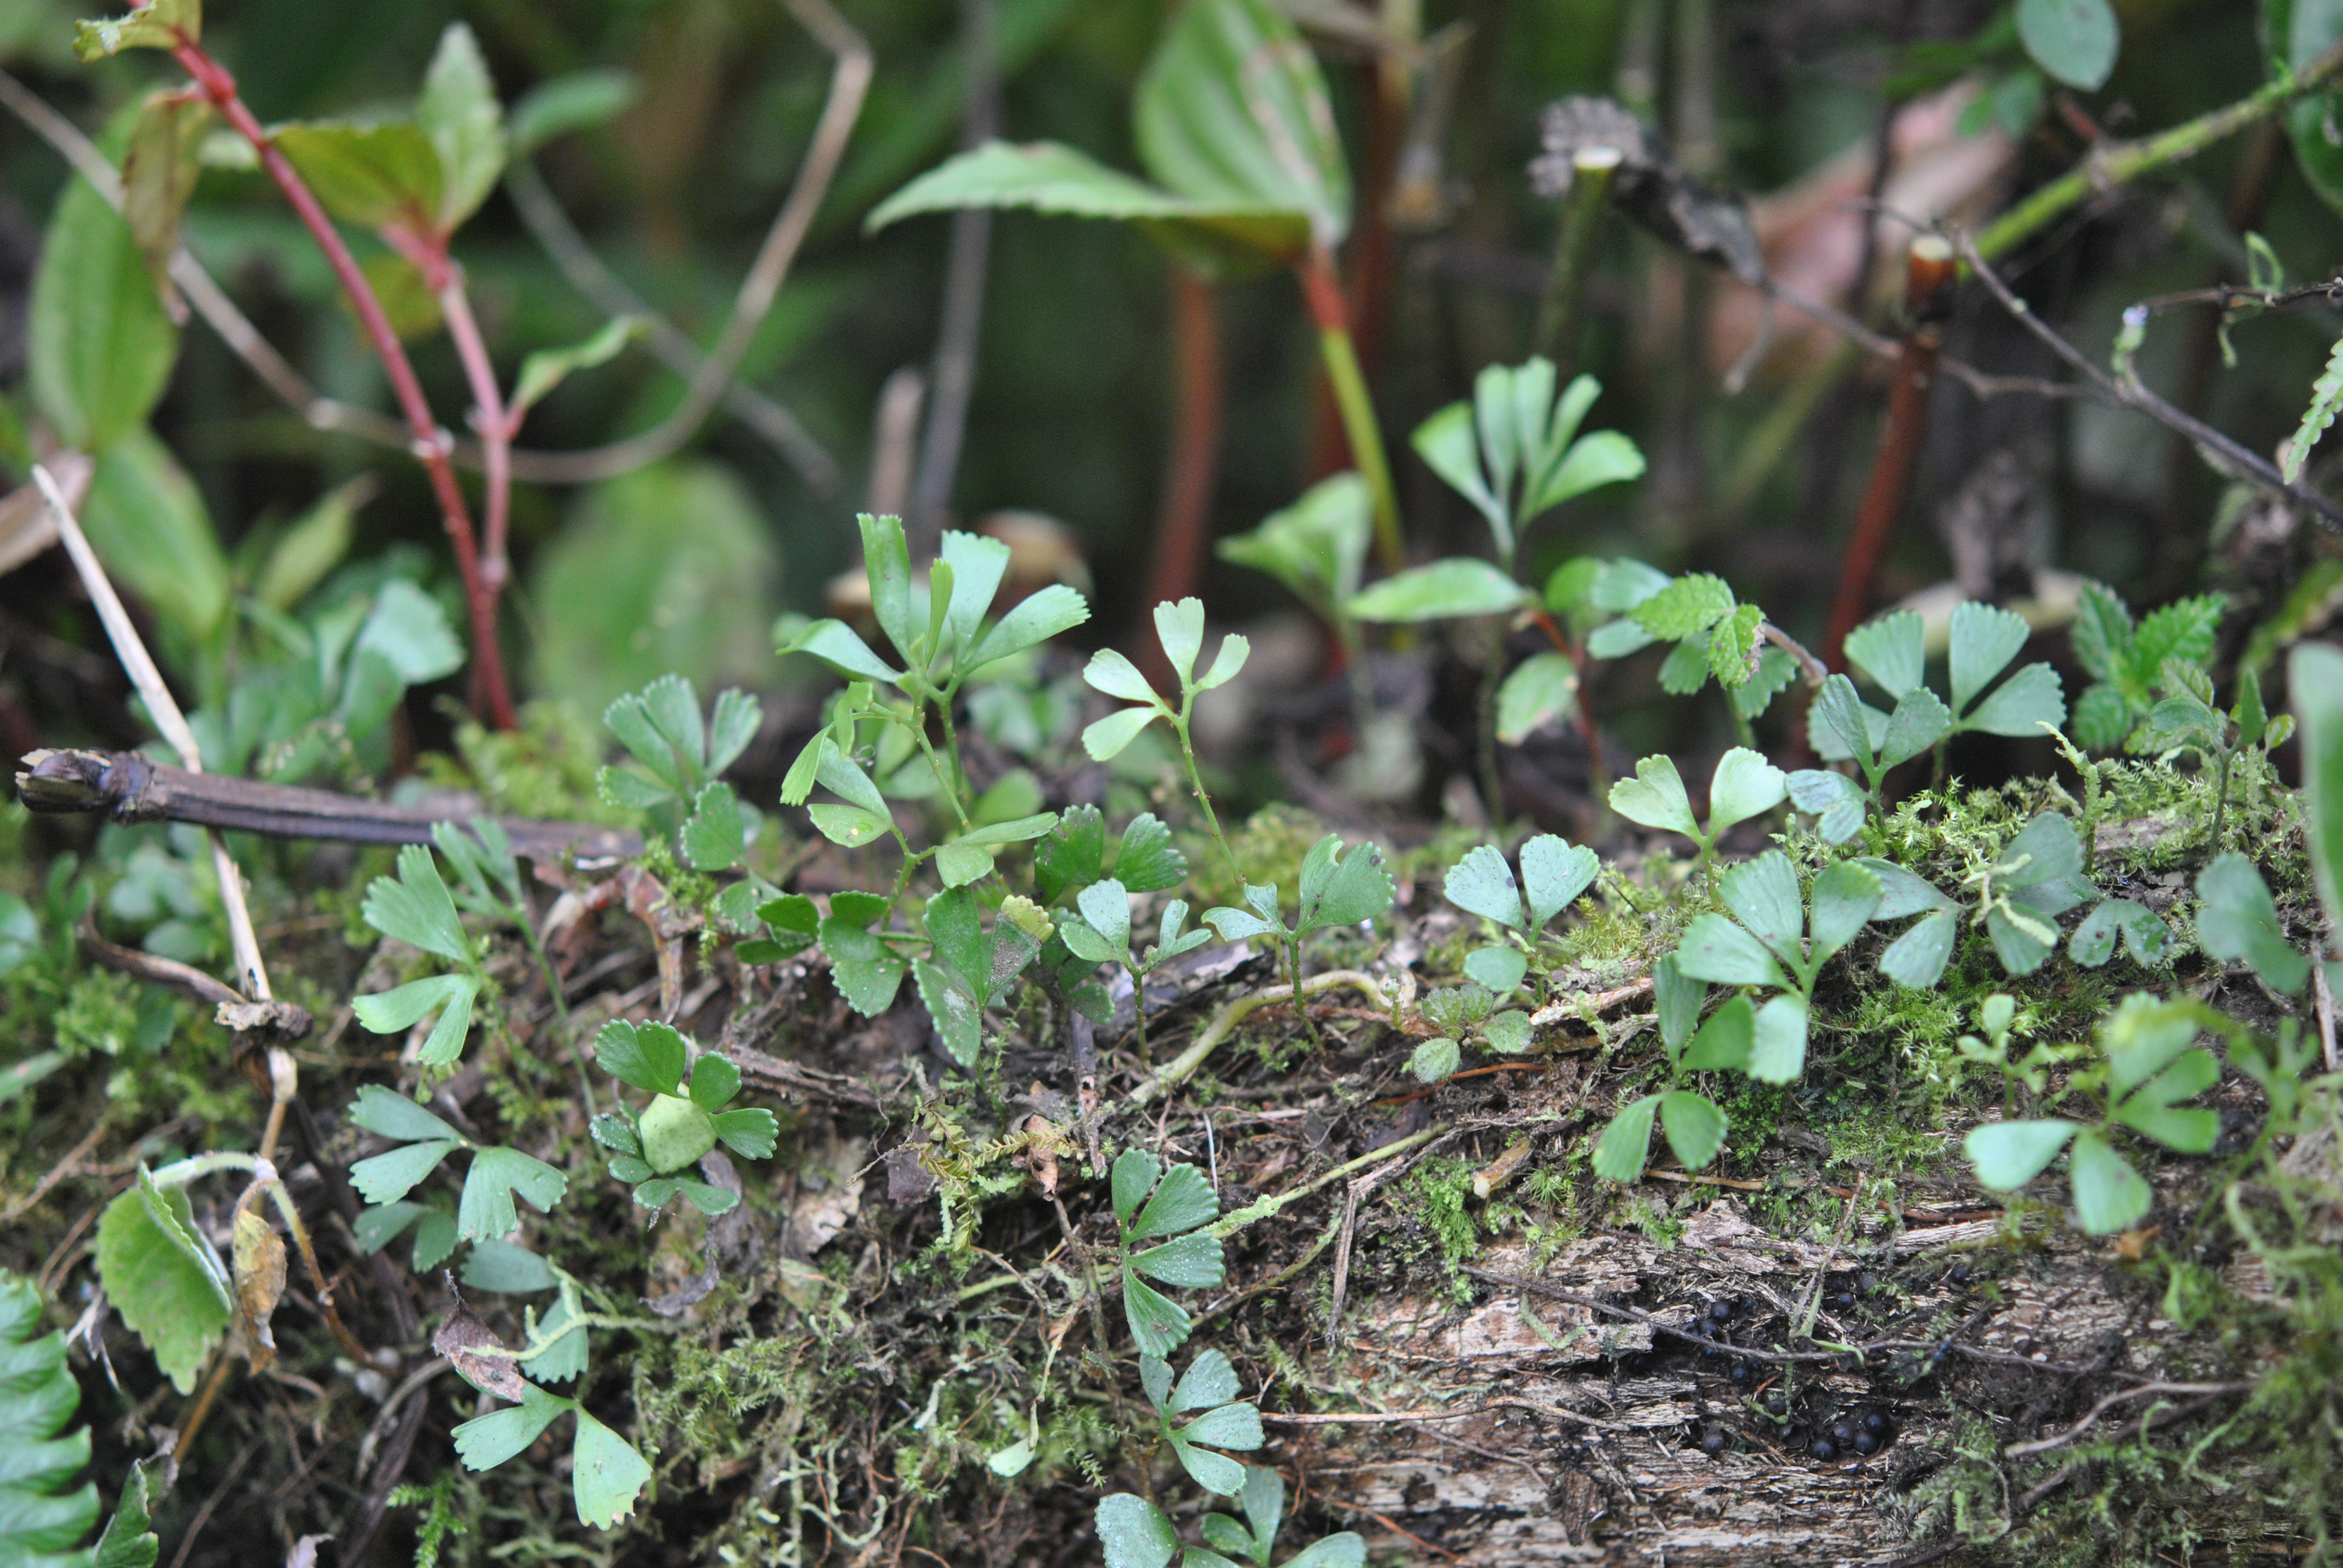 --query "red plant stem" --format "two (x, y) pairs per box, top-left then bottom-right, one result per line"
(1821, 236), (1958, 670)
(437, 281), (513, 599)
(1296, 244), (1404, 573)
(1136, 270), (1225, 693)
(169, 36), (516, 729)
